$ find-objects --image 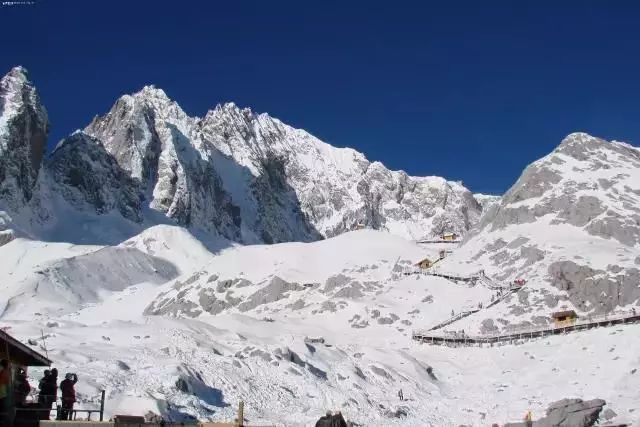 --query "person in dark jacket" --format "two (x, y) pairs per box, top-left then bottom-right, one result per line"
(331, 411), (348, 427)
(315, 410), (333, 427)
(37, 370), (50, 406)
(58, 373), (77, 420)
(13, 368), (31, 407)
(39, 368), (58, 416)
(0, 360), (11, 420)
